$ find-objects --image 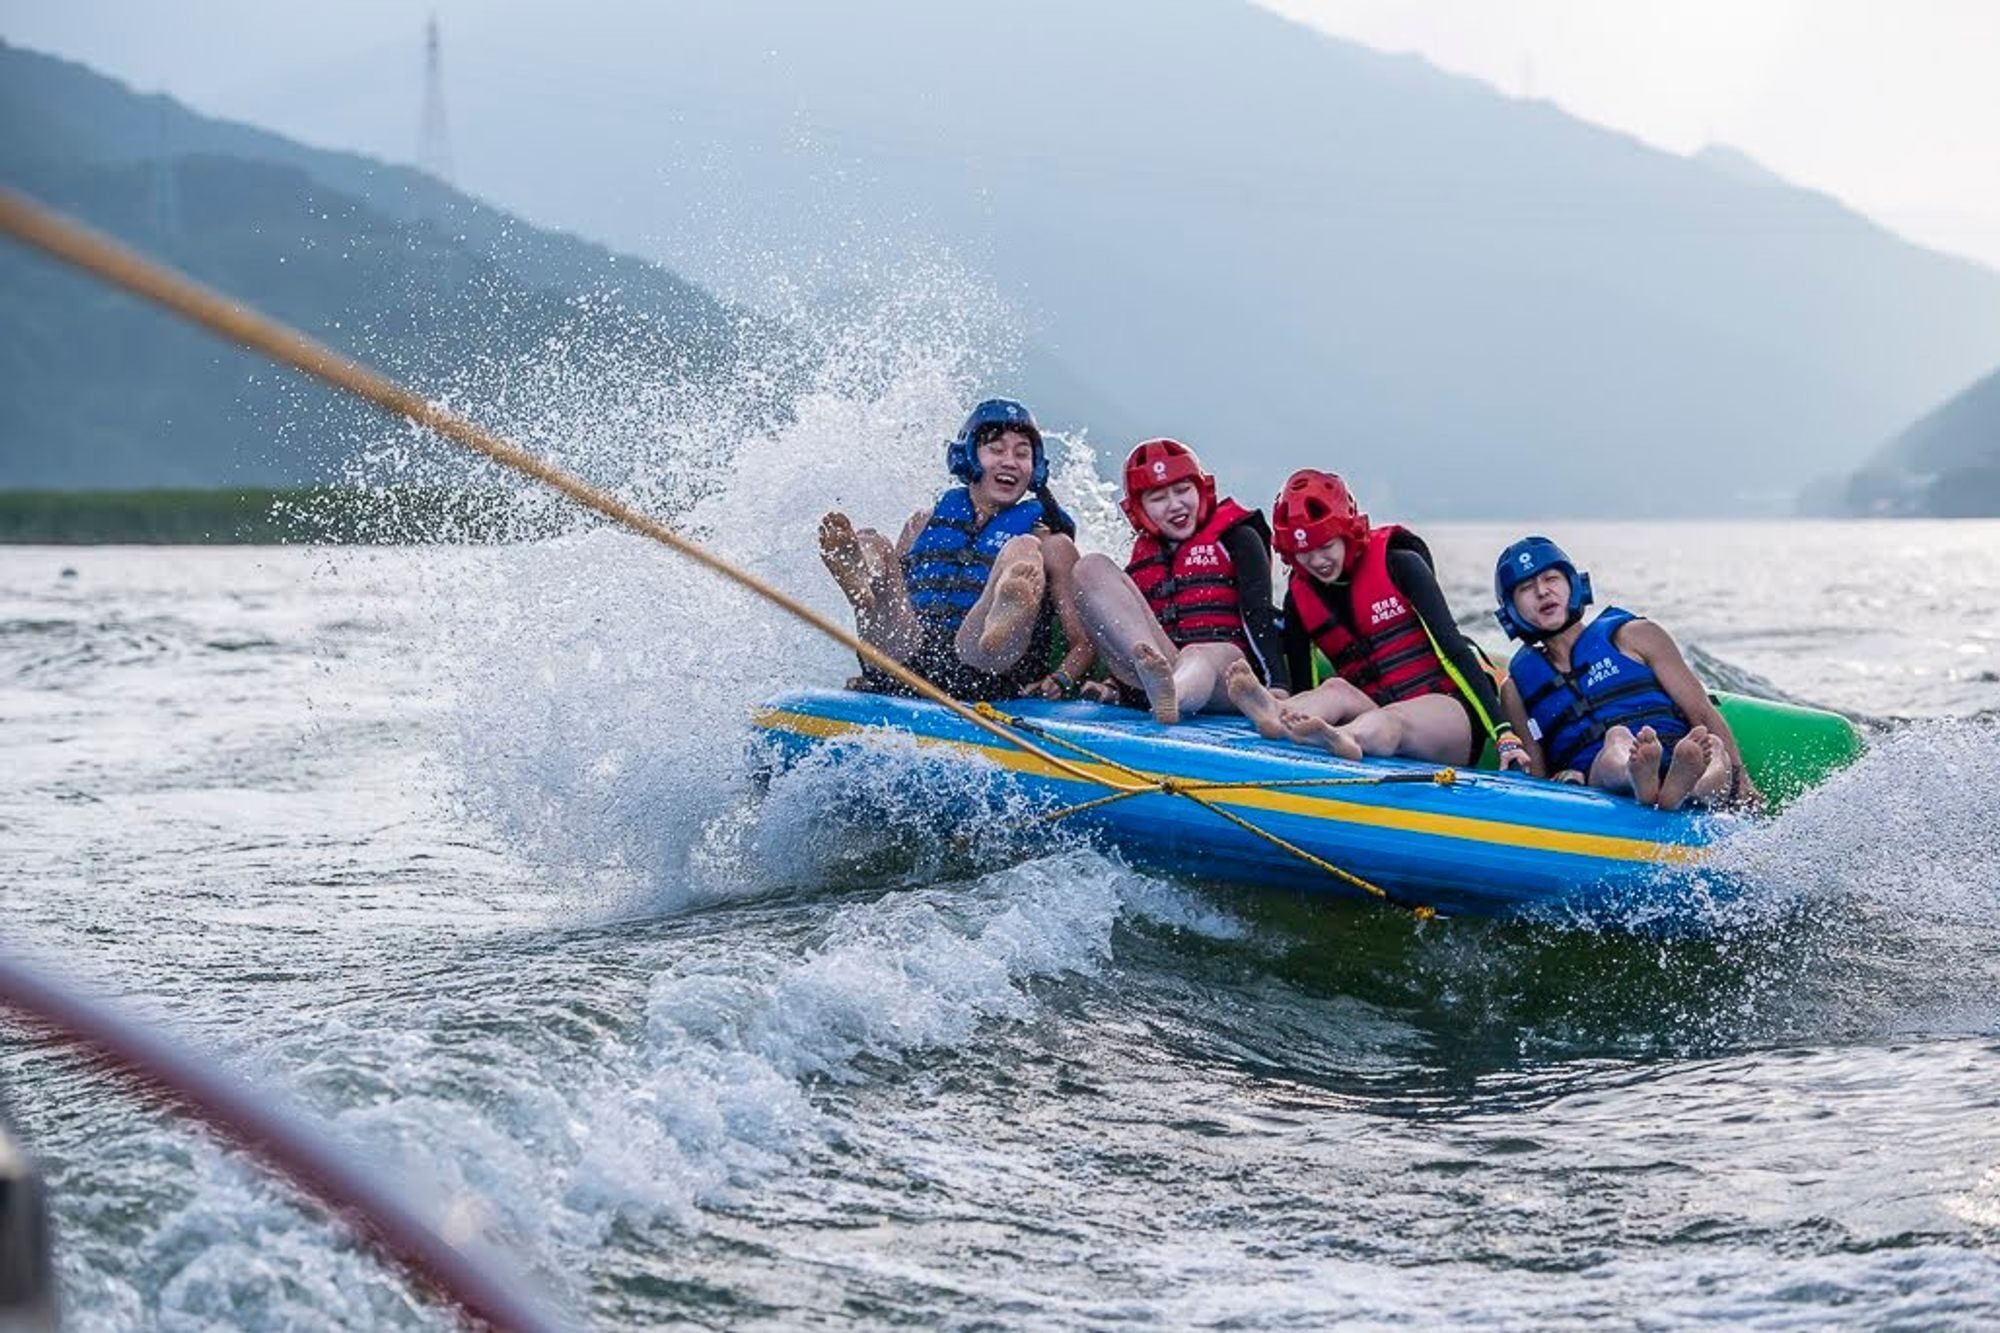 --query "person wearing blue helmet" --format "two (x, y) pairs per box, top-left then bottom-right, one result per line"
(817, 398), (1093, 701)
(1493, 536), (1761, 810)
